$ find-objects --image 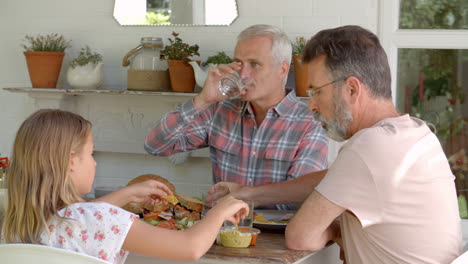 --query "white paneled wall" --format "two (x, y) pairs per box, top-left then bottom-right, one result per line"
(0, 0), (377, 184)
